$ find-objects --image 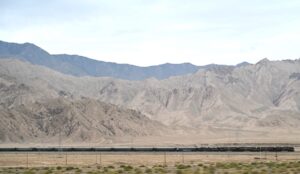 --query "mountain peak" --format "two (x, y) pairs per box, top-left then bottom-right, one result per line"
(0, 40), (50, 56)
(260, 58), (270, 62)
(236, 61), (251, 67)
(257, 58), (270, 64)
